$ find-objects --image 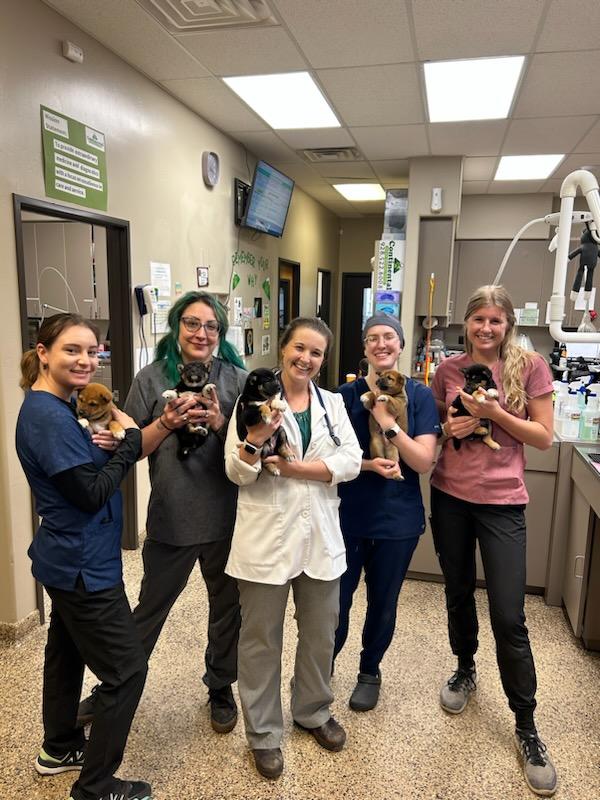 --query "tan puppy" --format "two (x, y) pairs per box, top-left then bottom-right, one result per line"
(360, 370), (408, 480)
(76, 382), (125, 440)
